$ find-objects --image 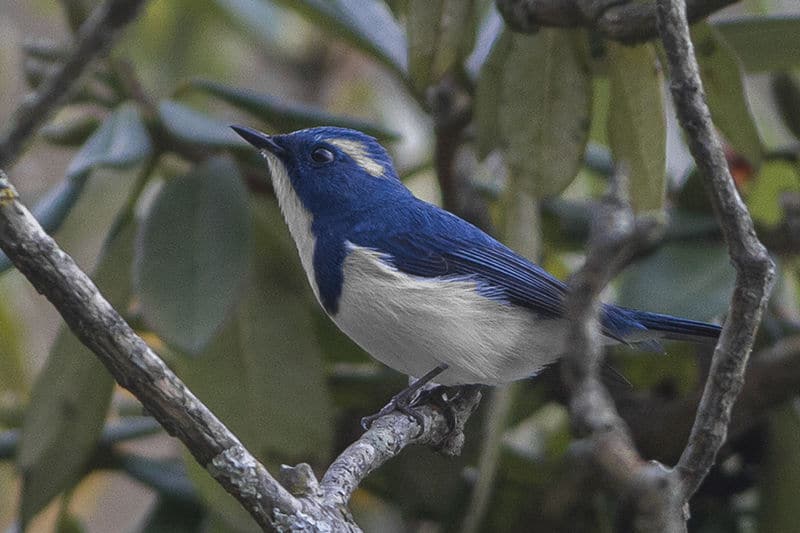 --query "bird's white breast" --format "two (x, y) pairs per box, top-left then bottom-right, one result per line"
(333, 244), (569, 386)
